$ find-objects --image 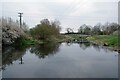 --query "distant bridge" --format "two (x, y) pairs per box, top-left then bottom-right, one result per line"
(61, 33), (91, 43)
(61, 33), (91, 37)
